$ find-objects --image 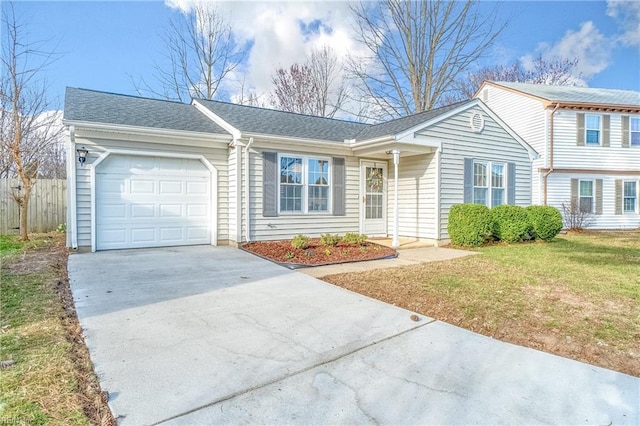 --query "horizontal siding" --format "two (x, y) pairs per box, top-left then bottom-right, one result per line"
(434, 105), (532, 239)
(248, 148), (360, 241)
(552, 111), (640, 170)
(387, 154), (437, 239)
(547, 173), (640, 229)
(73, 136), (229, 249)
